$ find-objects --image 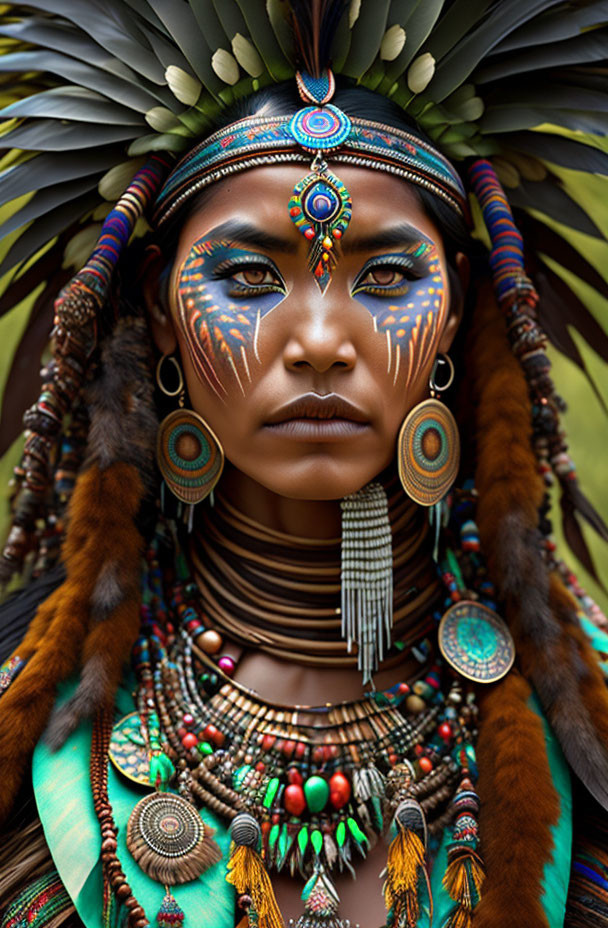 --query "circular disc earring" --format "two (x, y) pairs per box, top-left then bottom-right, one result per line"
(397, 354), (460, 507)
(156, 355), (224, 505)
